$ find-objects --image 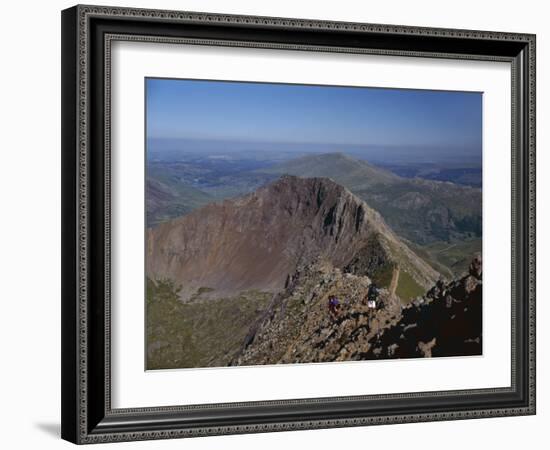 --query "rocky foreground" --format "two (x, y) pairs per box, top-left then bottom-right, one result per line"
(233, 254), (482, 365)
